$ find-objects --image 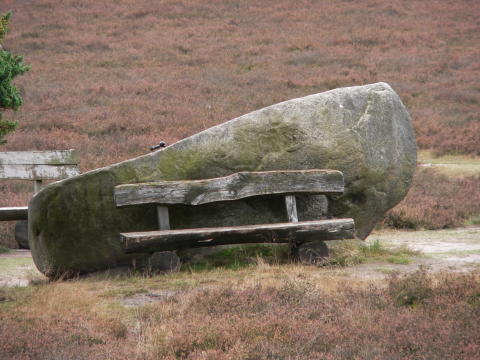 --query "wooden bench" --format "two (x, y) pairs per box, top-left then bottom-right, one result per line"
(0, 150), (80, 247)
(114, 169), (355, 272)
